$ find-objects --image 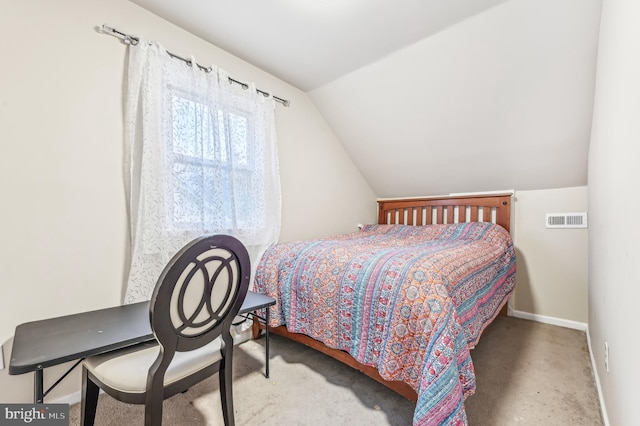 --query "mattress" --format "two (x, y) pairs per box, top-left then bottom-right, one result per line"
(255, 222), (516, 425)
